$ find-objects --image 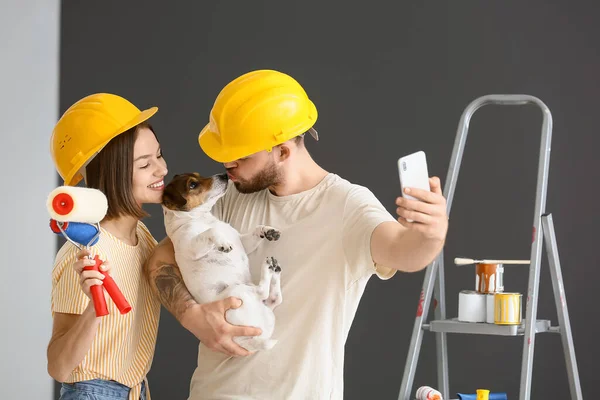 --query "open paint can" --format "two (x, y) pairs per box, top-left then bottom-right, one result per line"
(458, 290), (486, 323)
(475, 263), (504, 293)
(494, 292), (522, 325)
